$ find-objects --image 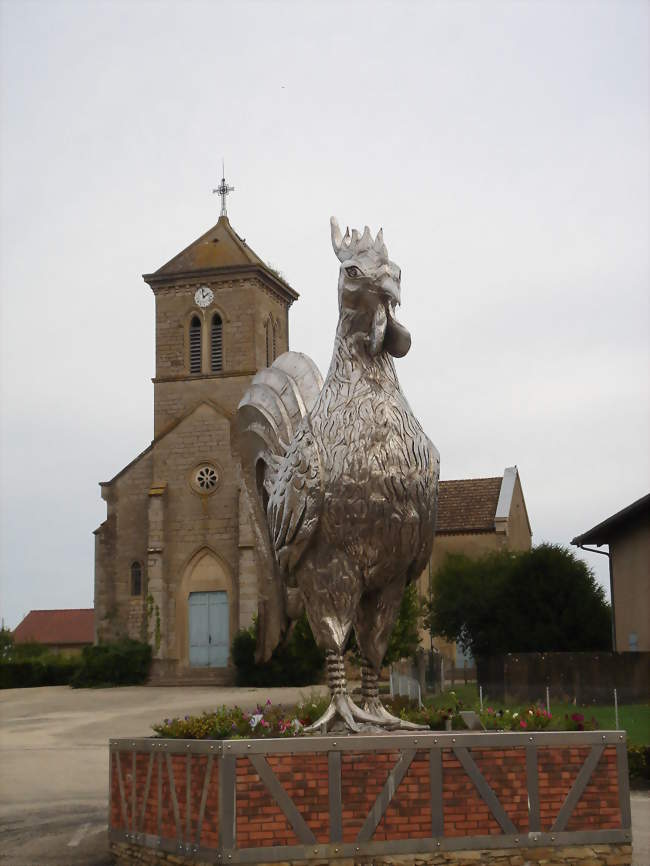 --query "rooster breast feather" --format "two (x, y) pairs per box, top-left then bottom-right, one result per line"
(236, 352), (324, 662)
